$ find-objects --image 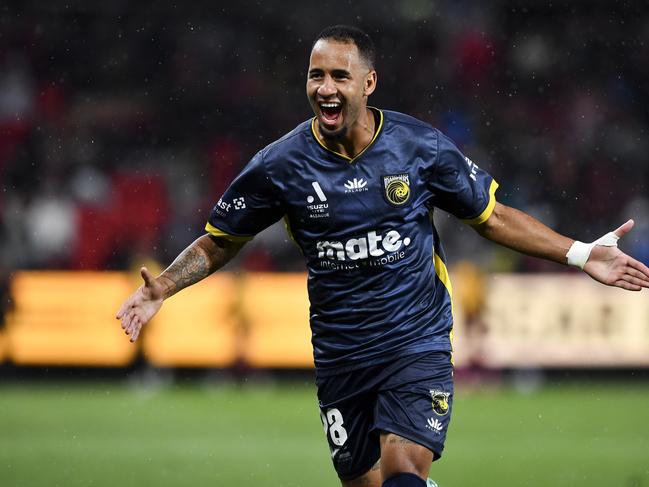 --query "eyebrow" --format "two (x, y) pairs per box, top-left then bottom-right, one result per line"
(308, 68), (351, 77)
